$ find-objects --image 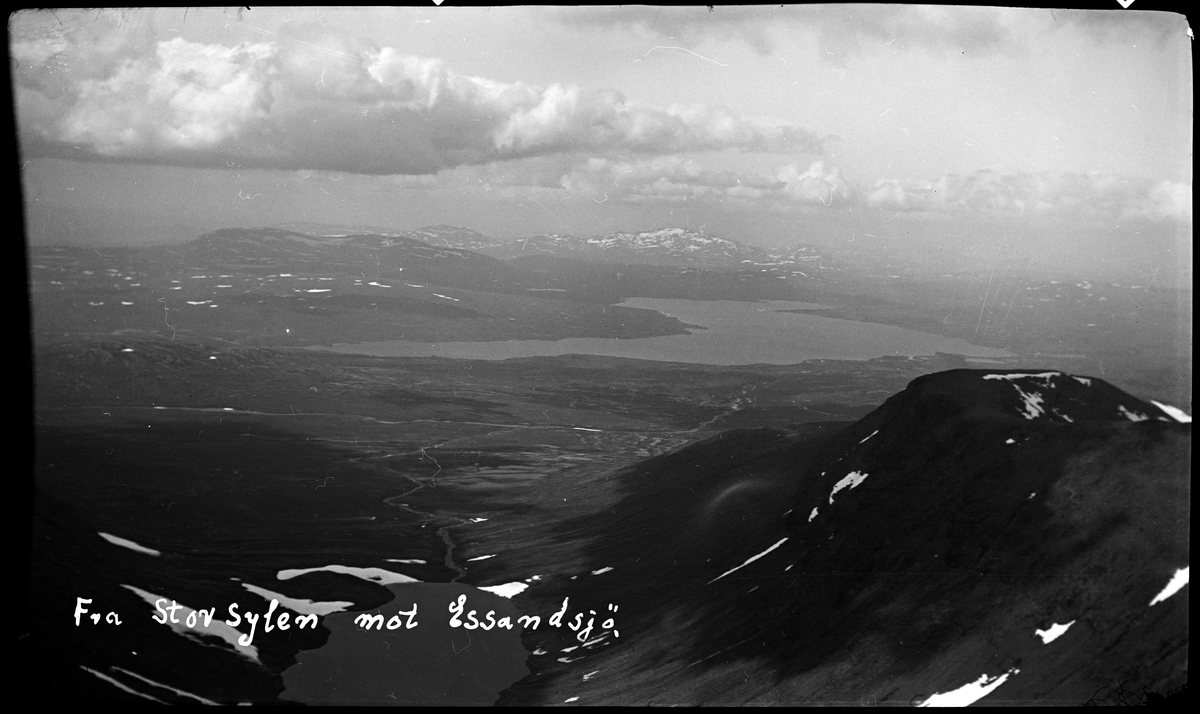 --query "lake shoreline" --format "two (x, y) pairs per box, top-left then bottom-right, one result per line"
(304, 298), (1016, 365)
